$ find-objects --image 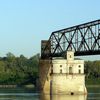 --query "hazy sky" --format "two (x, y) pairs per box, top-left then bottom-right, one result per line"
(0, 0), (100, 60)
